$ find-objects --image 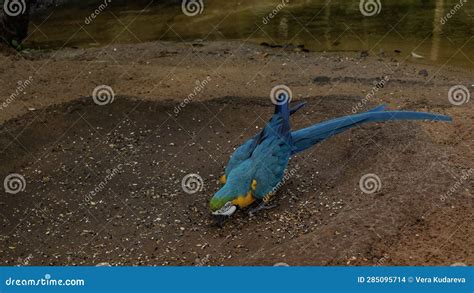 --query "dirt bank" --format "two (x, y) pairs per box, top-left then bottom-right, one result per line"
(0, 41), (472, 265)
